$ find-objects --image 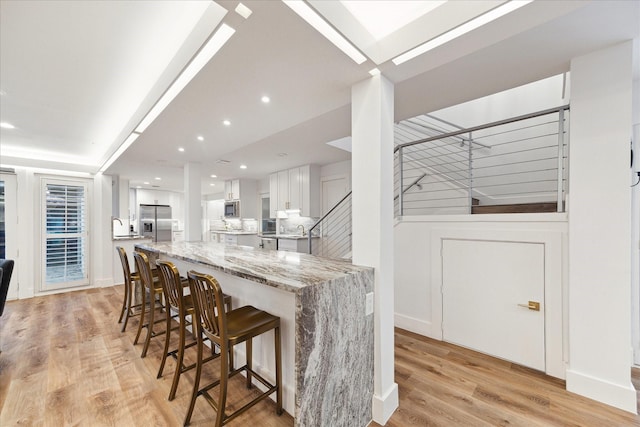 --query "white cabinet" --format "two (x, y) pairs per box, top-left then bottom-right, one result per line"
(224, 179), (257, 218)
(269, 164), (320, 217)
(277, 238), (309, 253)
(224, 179), (240, 201)
(172, 230), (184, 242)
(222, 233), (259, 247)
